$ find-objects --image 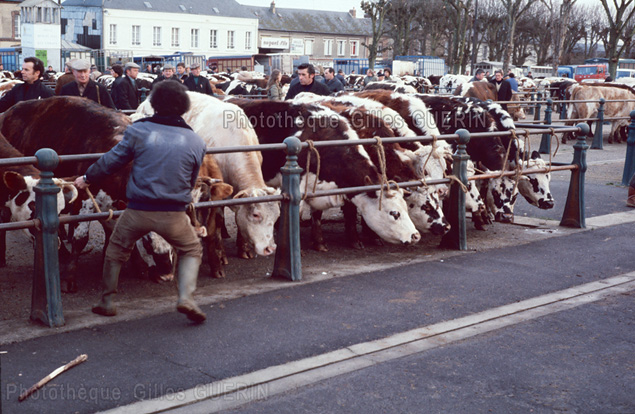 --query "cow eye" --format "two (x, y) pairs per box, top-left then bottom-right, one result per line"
(390, 211), (400, 220)
(15, 191), (30, 206)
